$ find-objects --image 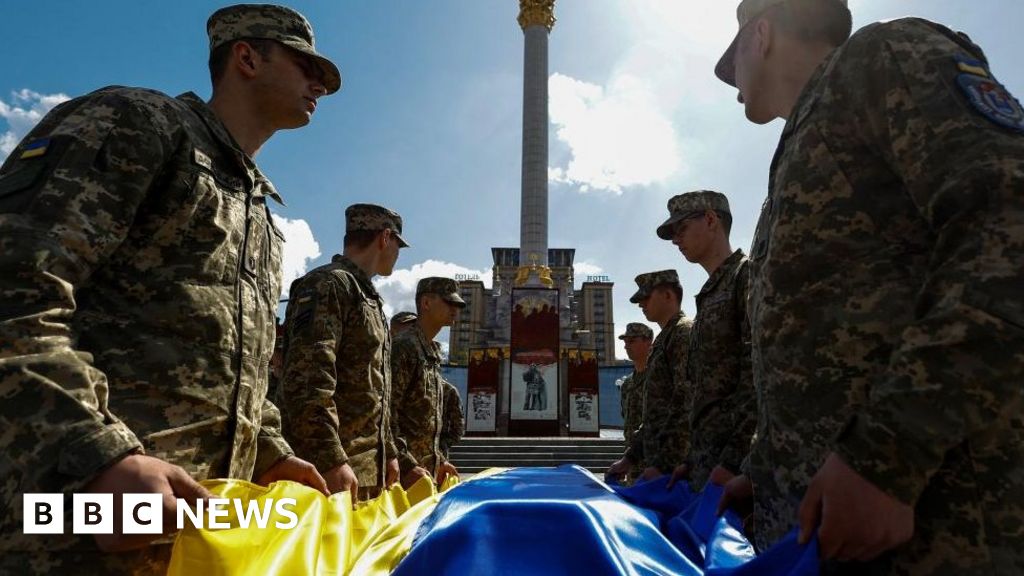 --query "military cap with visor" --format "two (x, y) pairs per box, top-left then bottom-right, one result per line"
(618, 322), (655, 340)
(345, 203), (410, 247)
(416, 277), (467, 308)
(629, 270), (682, 304)
(715, 0), (849, 86)
(207, 3), (342, 94)
(657, 190), (731, 240)
(390, 311), (418, 327)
